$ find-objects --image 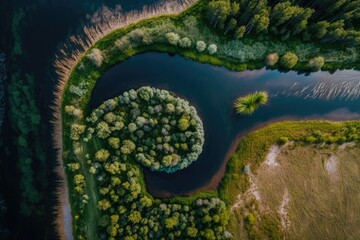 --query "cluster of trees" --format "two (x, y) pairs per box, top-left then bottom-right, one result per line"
(65, 87), (230, 239)
(165, 32), (218, 55)
(206, 0), (360, 45)
(81, 87), (205, 173)
(8, 73), (46, 216)
(91, 160), (228, 240)
(304, 122), (360, 144)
